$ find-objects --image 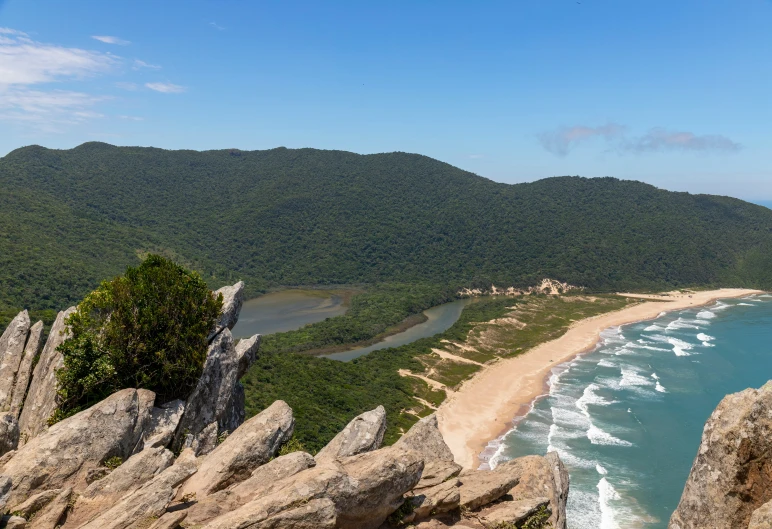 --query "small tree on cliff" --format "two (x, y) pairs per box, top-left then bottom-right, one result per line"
(53, 255), (222, 422)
